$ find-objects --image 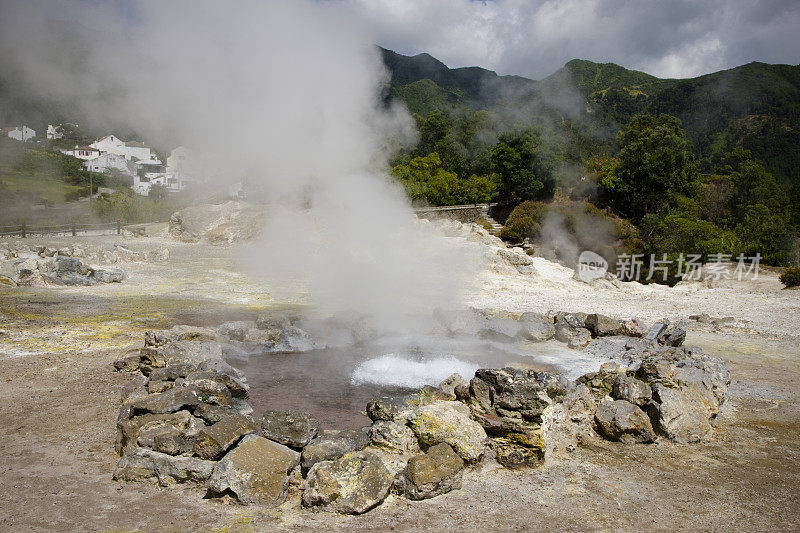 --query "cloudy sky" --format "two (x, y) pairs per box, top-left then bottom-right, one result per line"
(348, 0), (800, 79)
